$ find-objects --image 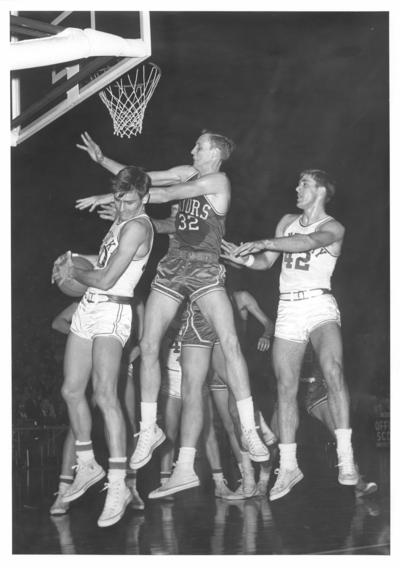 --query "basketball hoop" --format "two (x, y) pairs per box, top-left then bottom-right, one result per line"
(98, 62), (161, 138)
